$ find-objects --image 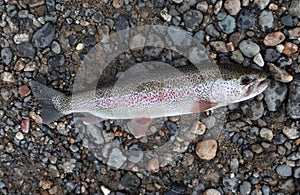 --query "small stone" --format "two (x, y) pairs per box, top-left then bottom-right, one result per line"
(282, 127), (299, 139)
(279, 178), (296, 193)
(21, 117), (30, 133)
(253, 53), (264, 67)
(29, 0), (45, 8)
(283, 42), (298, 56)
(49, 186), (58, 195)
(288, 27), (300, 38)
(241, 100), (264, 120)
(269, 3), (278, 10)
(237, 9), (255, 29)
(196, 1), (208, 13)
(32, 23), (55, 48)
(273, 134), (286, 145)
(260, 128), (273, 141)
(40, 180), (52, 190)
(101, 186), (111, 195)
(164, 121), (177, 135)
(1, 72), (15, 83)
(287, 76), (300, 119)
(196, 139), (218, 160)
(231, 50), (244, 63)
(147, 157), (159, 173)
(263, 80), (287, 111)
(264, 48), (280, 62)
(112, 0), (123, 8)
(204, 188), (220, 195)
(230, 158), (239, 172)
(76, 43), (84, 50)
(254, 0), (270, 10)
(289, 0), (300, 18)
(191, 121), (206, 135)
(107, 148), (126, 169)
(62, 161), (76, 173)
(229, 32), (245, 47)
(224, 0), (241, 15)
(48, 55), (65, 67)
(210, 41), (228, 53)
(129, 33), (146, 49)
(18, 85), (31, 97)
(276, 44), (285, 53)
(268, 63), (293, 83)
(239, 40), (260, 58)
(243, 149), (253, 161)
(15, 132), (24, 140)
(205, 24), (220, 37)
(121, 172), (140, 189)
(218, 15), (236, 34)
(0, 182), (5, 189)
(1, 48), (12, 65)
(51, 41), (61, 54)
(294, 167), (300, 178)
(280, 15), (298, 27)
(13, 33), (30, 44)
(259, 10), (274, 32)
(14, 60), (25, 72)
(223, 177), (239, 190)
(263, 32), (285, 46)
(17, 43), (36, 59)
(239, 181), (251, 195)
(276, 164), (292, 177)
(183, 10), (203, 31)
(226, 42), (235, 51)
(160, 8), (172, 22)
